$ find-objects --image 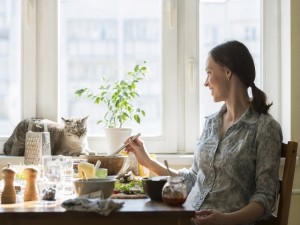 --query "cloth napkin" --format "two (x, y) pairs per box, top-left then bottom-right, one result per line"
(61, 191), (124, 216)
